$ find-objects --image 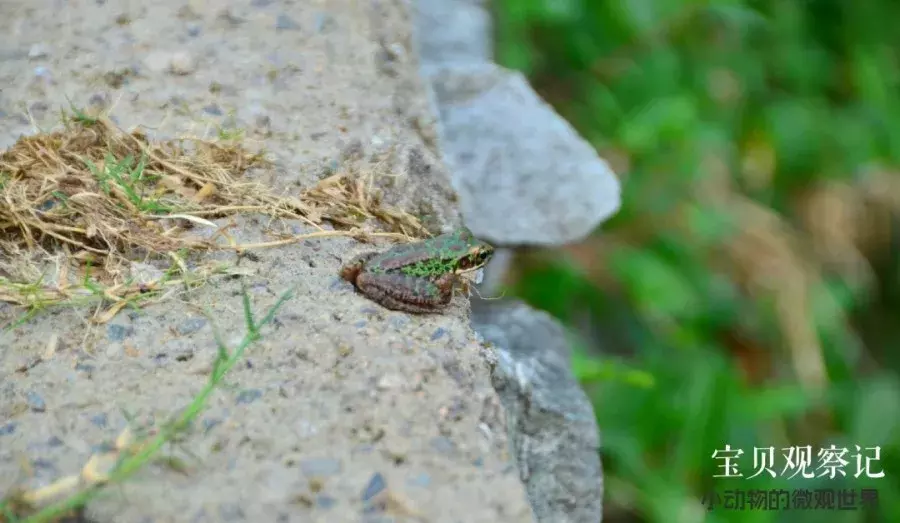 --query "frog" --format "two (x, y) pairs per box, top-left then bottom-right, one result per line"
(339, 228), (495, 313)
